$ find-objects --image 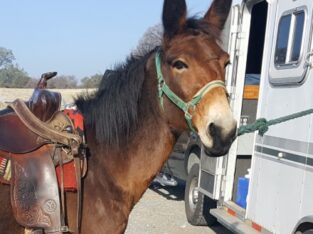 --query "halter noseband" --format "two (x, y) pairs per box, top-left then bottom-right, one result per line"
(155, 51), (226, 132)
